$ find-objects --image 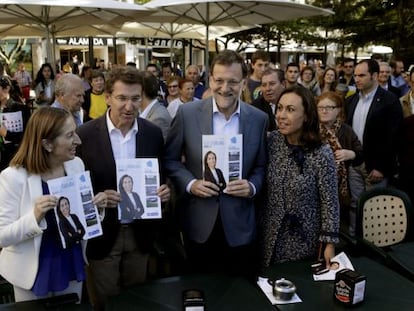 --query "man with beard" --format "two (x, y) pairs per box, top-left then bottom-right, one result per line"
(345, 59), (403, 235)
